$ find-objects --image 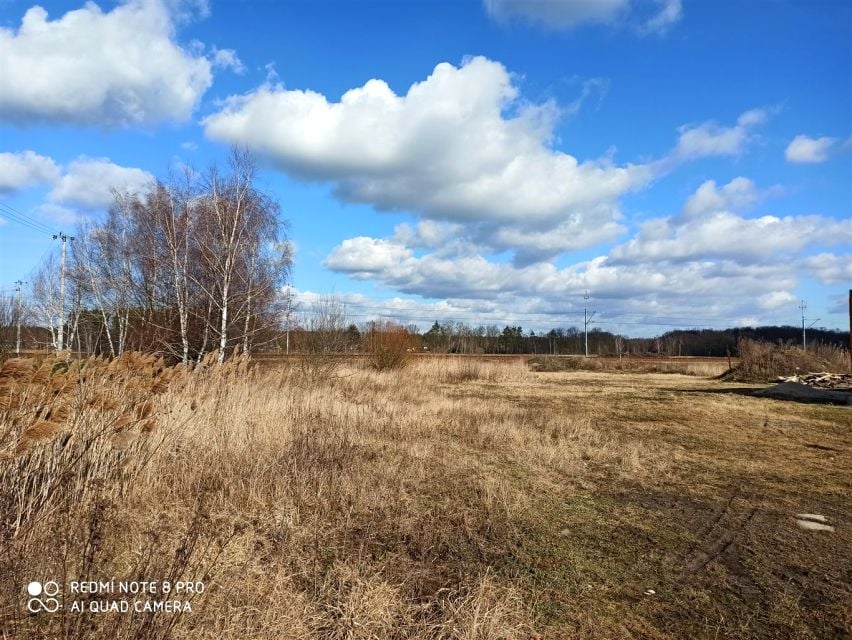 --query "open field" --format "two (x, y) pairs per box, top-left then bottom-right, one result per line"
(254, 353), (738, 377)
(1, 355), (850, 639)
